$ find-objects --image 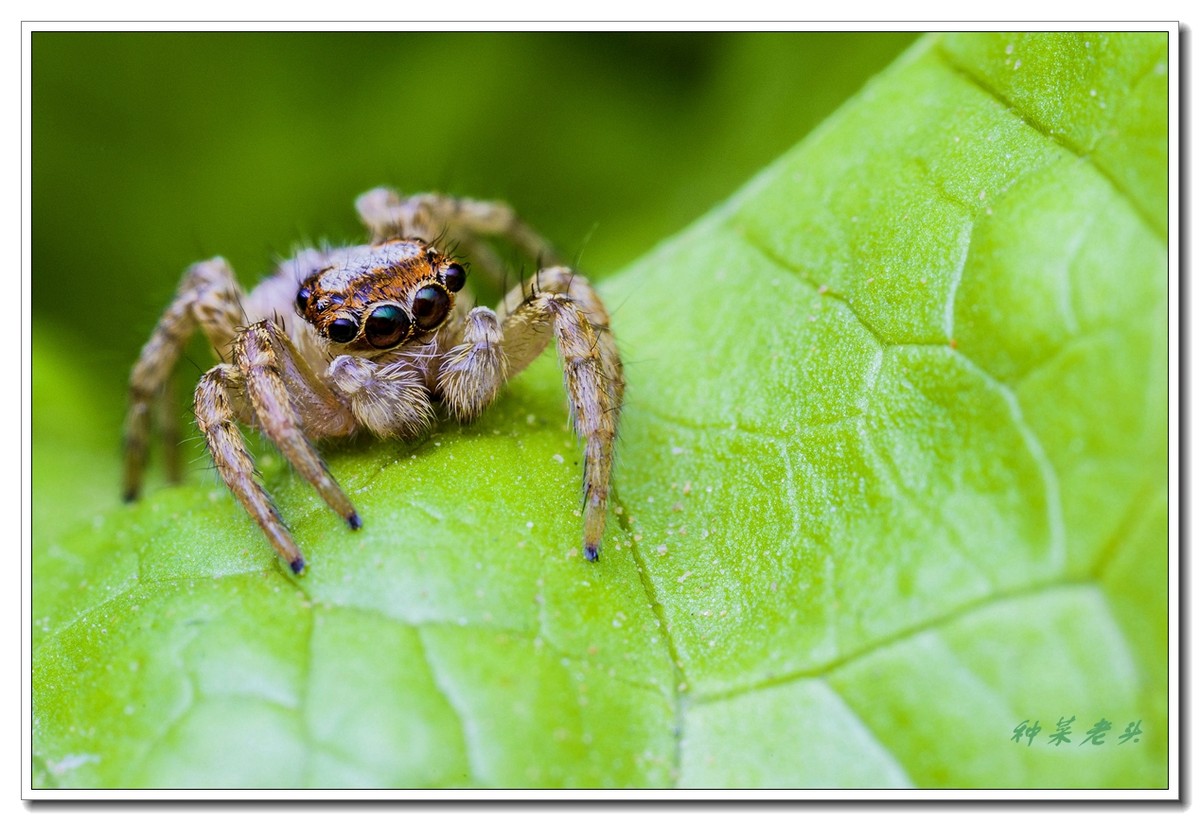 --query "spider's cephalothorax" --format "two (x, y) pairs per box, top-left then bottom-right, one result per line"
(294, 240), (468, 354)
(122, 189), (623, 575)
